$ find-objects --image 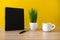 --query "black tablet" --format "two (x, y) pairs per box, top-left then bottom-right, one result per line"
(5, 7), (24, 31)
